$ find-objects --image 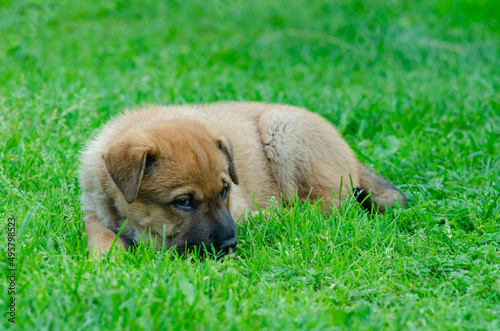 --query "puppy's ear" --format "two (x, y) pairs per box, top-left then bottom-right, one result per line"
(103, 144), (149, 204)
(217, 138), (239, 185)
